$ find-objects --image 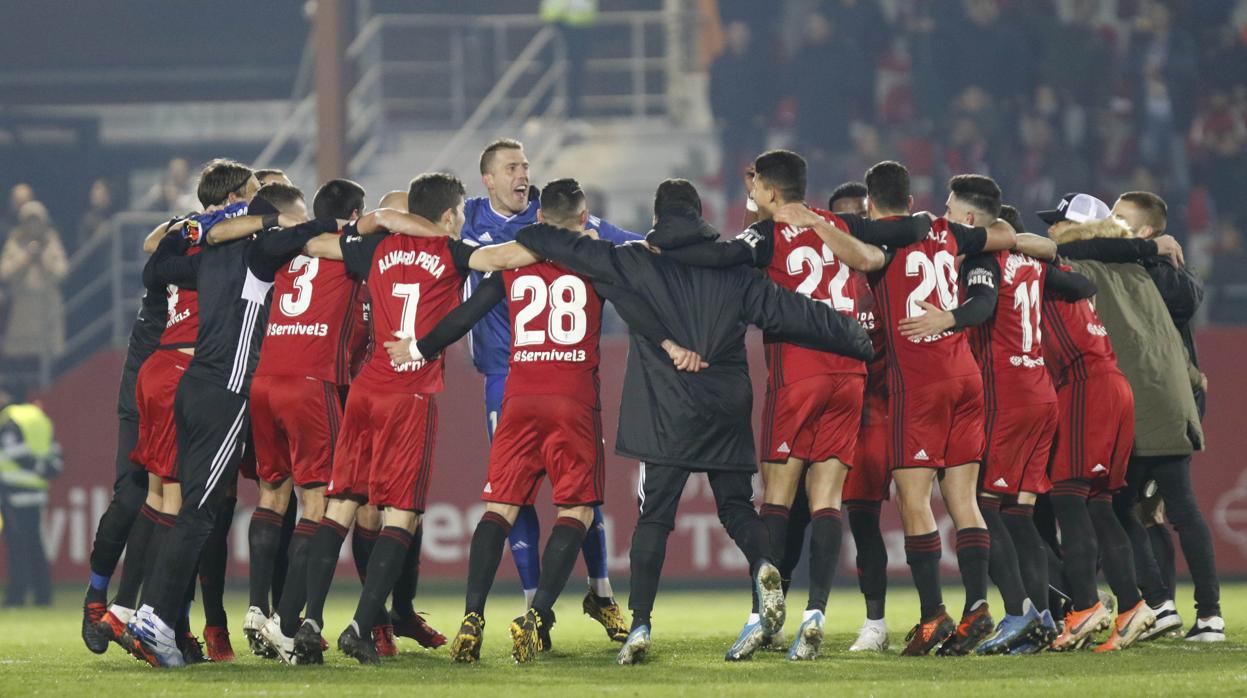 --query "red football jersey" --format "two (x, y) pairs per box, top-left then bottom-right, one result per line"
(502, 261), (604, 408)
(1041, 273), (1121, 387)
(159, 262), (199, 348)
(967, 250), (1057, 409)
(763, 208), (867, 387)
(255, 244), (367, 385)
(340, 233), (476, 395)
(871, 216), (983, 390)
